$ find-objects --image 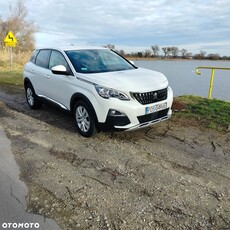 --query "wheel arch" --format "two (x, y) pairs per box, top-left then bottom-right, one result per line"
(70, 93), (99, 126)
(24, 77), (32, 88)
(24, 78), (42, 109)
